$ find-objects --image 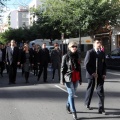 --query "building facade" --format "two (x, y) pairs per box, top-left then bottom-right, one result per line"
(29, 0), (42, 26)
(10, 7), (29, 29)
(111, 26), (120, 50)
